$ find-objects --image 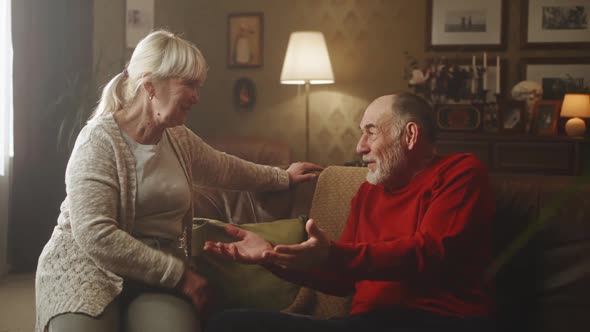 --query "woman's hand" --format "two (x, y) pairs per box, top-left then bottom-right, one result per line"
(176, 269), (211, 316)
(286, 162), (324, 185)
(203, 225), (272, 264)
